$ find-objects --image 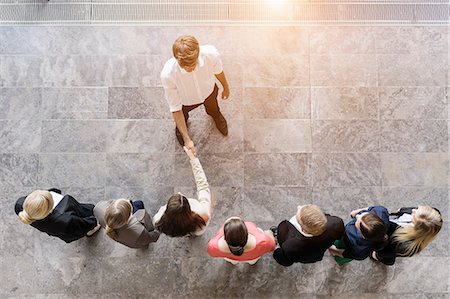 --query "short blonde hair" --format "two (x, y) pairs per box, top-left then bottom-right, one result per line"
(296, 204), (327, 236)
(104, 199), (132, 241)
(18, 190), (54, 225)
(172, 35), (200, 67)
